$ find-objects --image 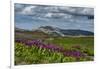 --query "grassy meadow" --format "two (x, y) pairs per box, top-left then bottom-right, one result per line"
(15, 31), (94, 65)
